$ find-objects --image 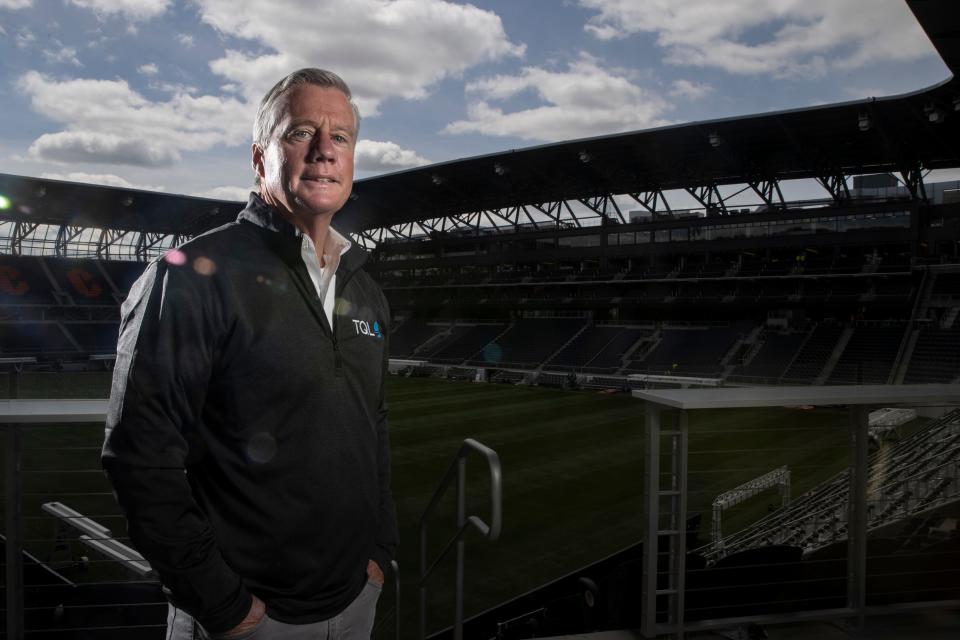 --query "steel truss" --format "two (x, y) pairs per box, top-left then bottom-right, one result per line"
(0, 222), (187, 262)
(817, 171), (851, 204)
(361, 164), (934, 249)
(0, 167), (932, 257)
(9, 222), (39, 255)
